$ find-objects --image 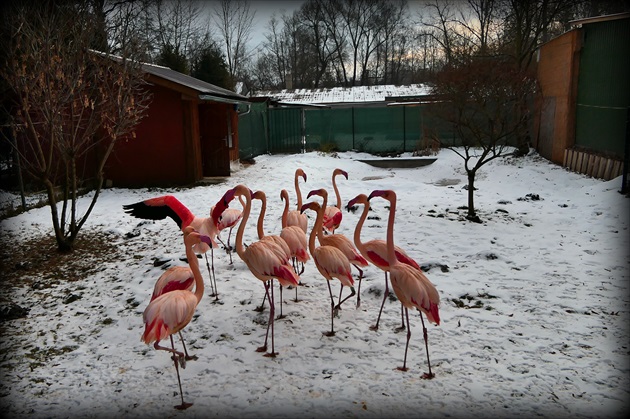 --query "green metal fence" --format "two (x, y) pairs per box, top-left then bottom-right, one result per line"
(238, 103), (457, 159)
